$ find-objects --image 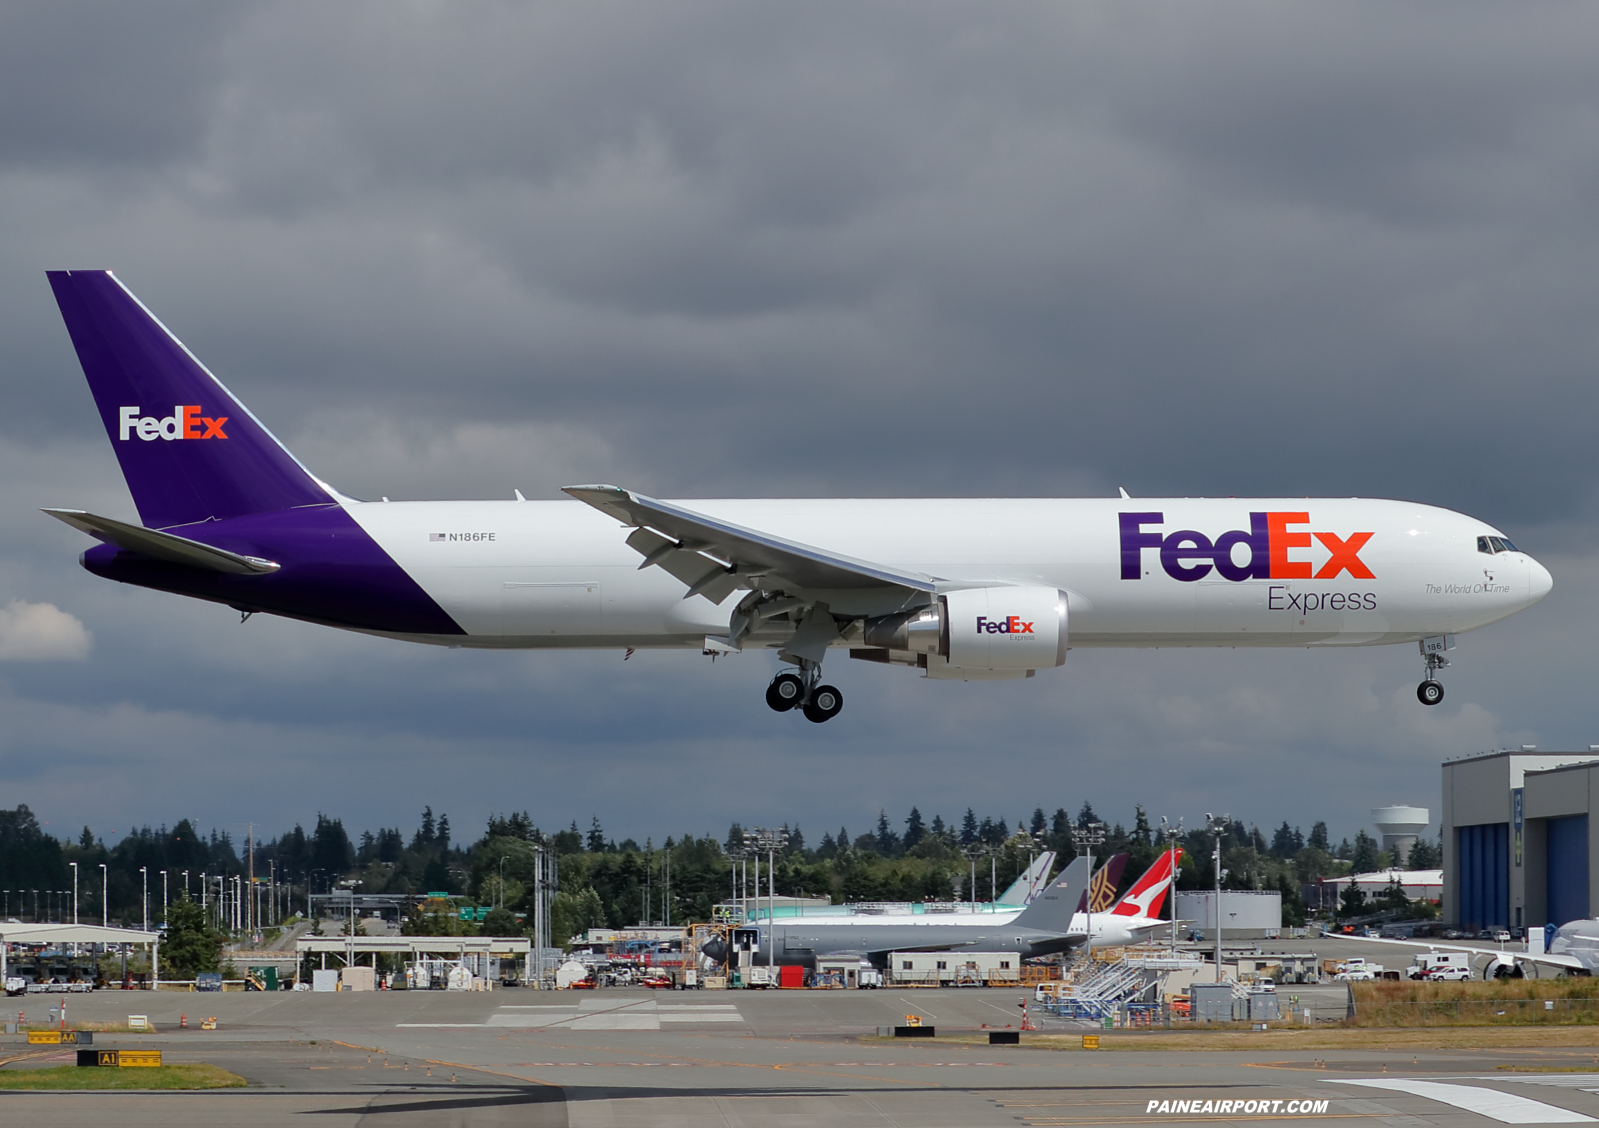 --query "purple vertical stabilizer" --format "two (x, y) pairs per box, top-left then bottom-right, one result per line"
(48, 270), (332, 530)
